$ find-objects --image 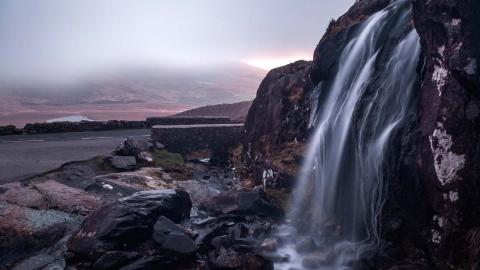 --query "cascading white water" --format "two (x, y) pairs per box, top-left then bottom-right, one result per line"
(275, 1), (421, 269)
